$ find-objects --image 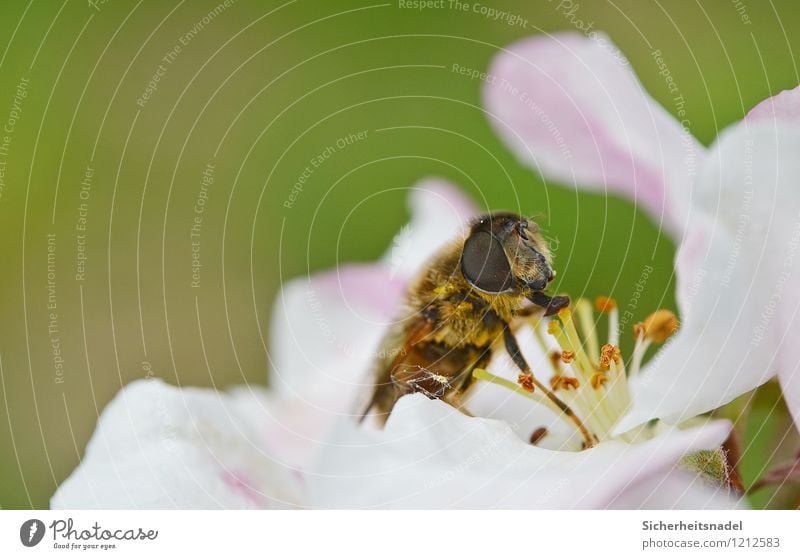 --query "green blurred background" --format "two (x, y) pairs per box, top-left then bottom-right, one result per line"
(0, 0), (798, 509)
